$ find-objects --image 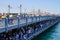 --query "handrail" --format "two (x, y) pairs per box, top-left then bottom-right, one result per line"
(0, 16), (58, 33)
